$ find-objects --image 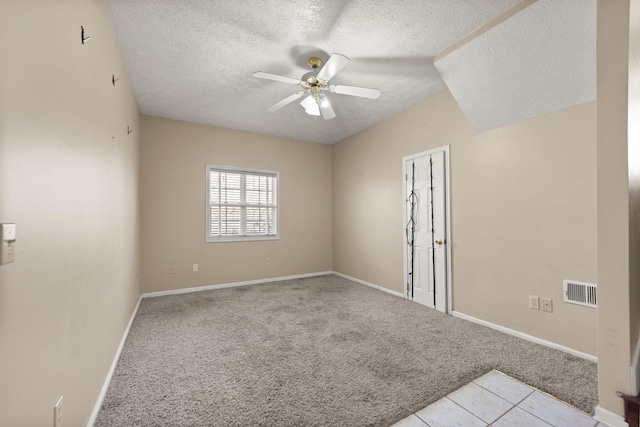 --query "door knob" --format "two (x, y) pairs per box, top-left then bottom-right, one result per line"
(435, 239), (444, 245)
